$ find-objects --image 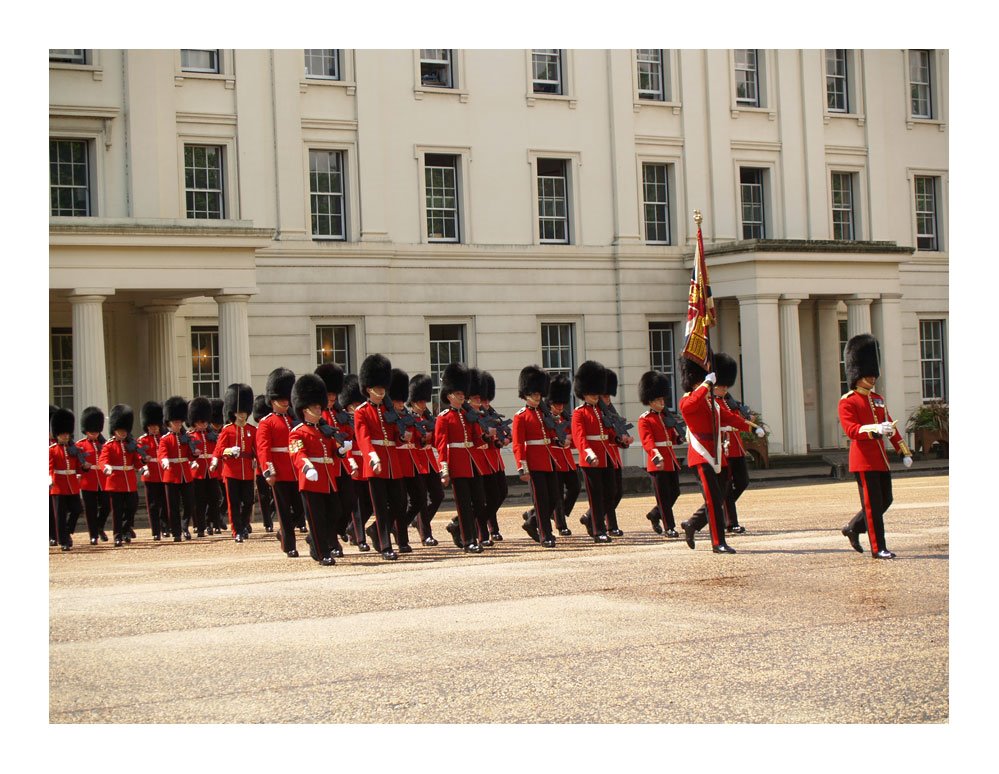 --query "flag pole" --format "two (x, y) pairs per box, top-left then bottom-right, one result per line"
(693, 209), (718, 466)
